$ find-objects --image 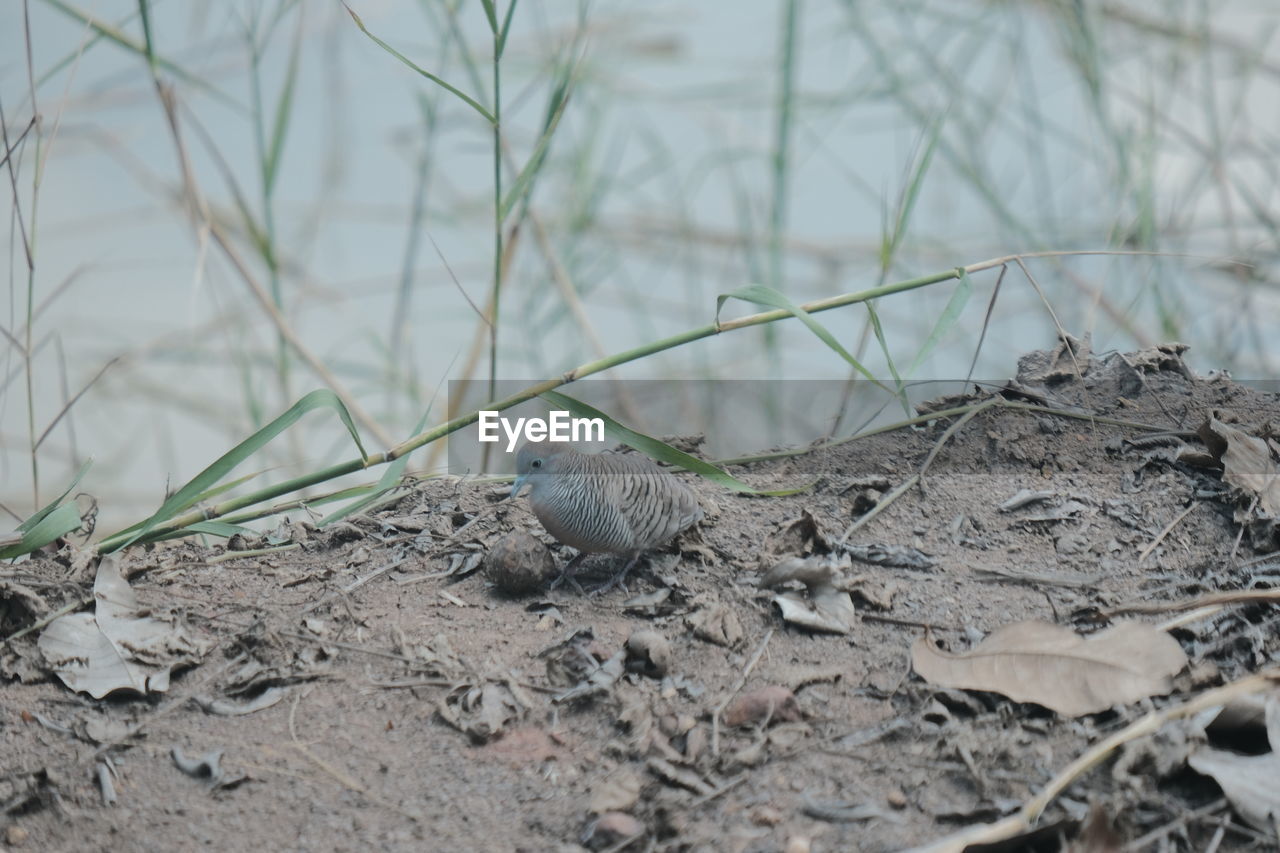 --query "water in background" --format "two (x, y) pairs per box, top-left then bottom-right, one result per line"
(1, 1), (1277, 531)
